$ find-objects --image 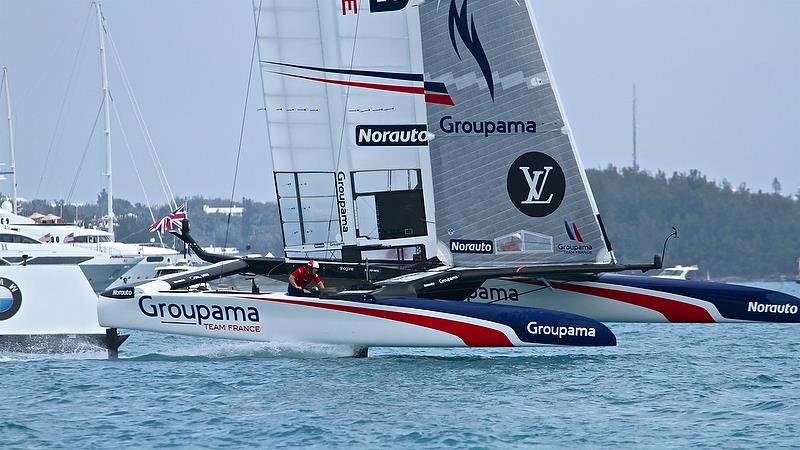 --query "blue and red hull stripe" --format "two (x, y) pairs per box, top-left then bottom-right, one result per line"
(241, 295), (513, 346)
(509, 278), (715, 322)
